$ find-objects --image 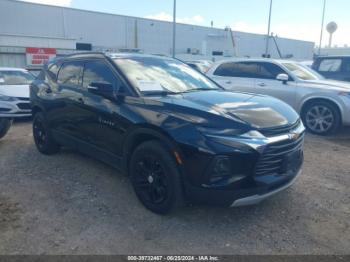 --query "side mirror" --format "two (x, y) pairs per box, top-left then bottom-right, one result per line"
(87, 81), (114, 99)
(276, 73), (289, 84)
